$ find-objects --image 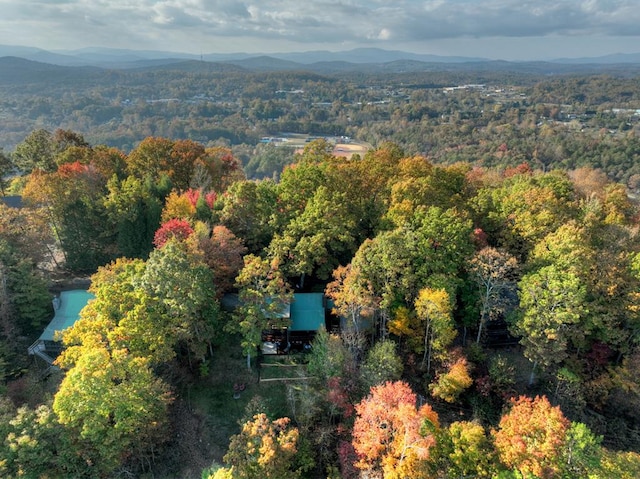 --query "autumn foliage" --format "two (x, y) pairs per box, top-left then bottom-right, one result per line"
(153, 218), (194, 248)
(493, 395), (570, 478)
(224, 413), (302, 479)
(352, 381), (439, 478)
(429, 355), (473, 403)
